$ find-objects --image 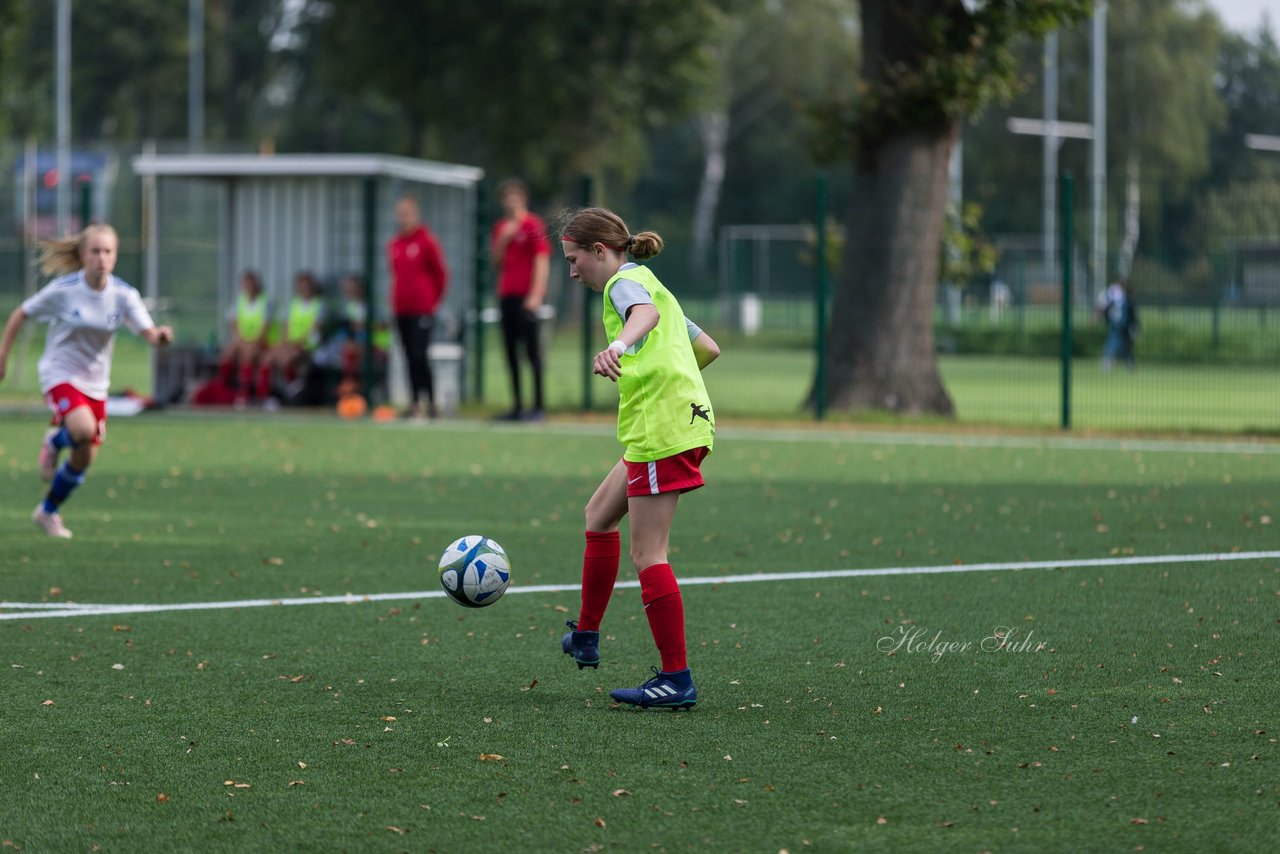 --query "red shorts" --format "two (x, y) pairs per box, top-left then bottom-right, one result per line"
(625, 447), (709, 498)
(45, 383), (107, 446)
